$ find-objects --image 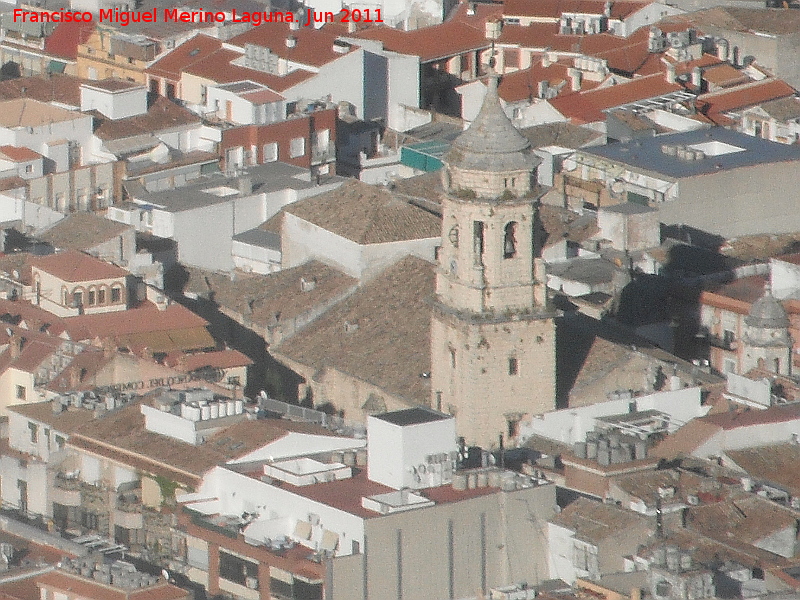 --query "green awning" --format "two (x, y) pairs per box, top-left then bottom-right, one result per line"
(47, 60), (66, 74)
